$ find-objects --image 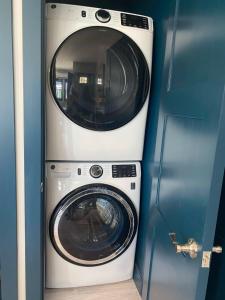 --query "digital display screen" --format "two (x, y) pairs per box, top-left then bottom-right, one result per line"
(112, 164), (136, 178)
(121, 13), (149, 30)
